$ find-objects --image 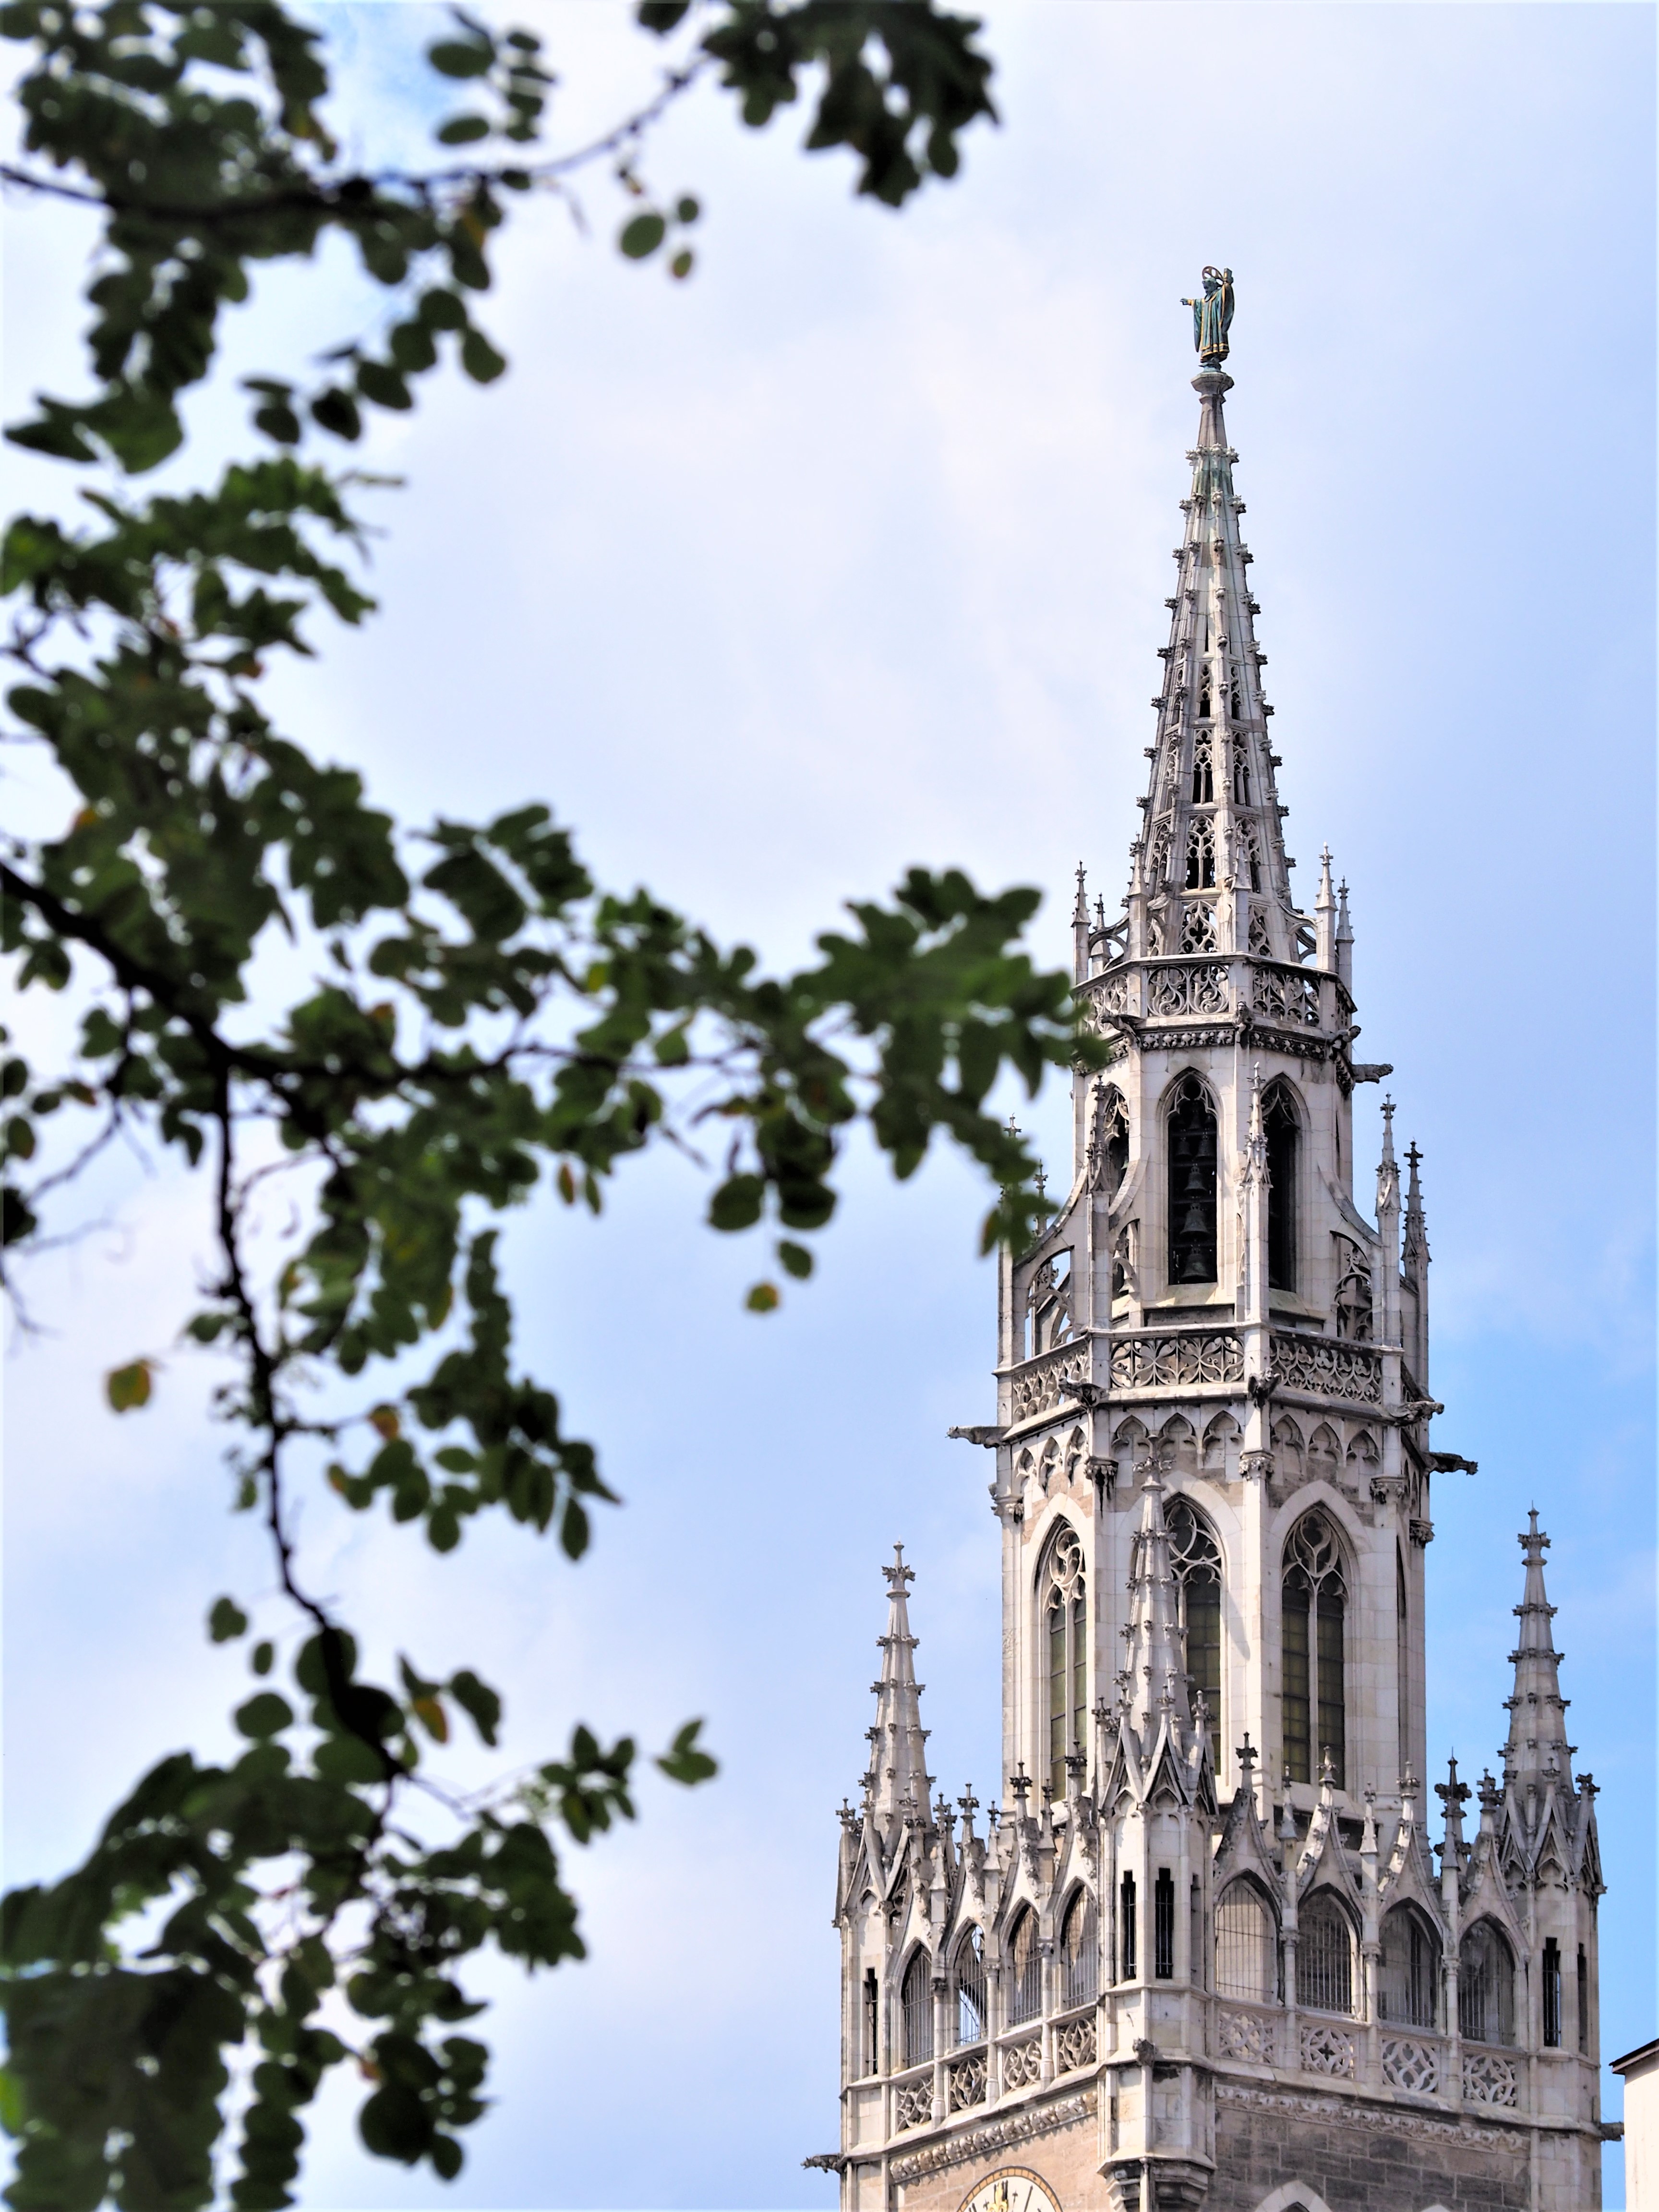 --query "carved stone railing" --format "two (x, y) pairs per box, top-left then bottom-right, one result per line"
(947, 2050), (987, 2111)
(1381, 2035), (1442, 2095)
(1298, 2021), (1356, 2078)
(1091, 967), (1130, 1017)
(1462, 2048), (1519, 2108)
(997, 2037), (1043, 2091)
(1111, 1329), (1243, 1392)
(1053, 2013), (1097, 2075)
(1271, 1331), (1382, 1407)
(1144, 959), (1230, 1019)
(1006, 1342), (1090, 1425)
(1251, 962), (1321, 1028)
(1214, 2002), (1277, 2066)
(893, 2071), (934, 2131)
